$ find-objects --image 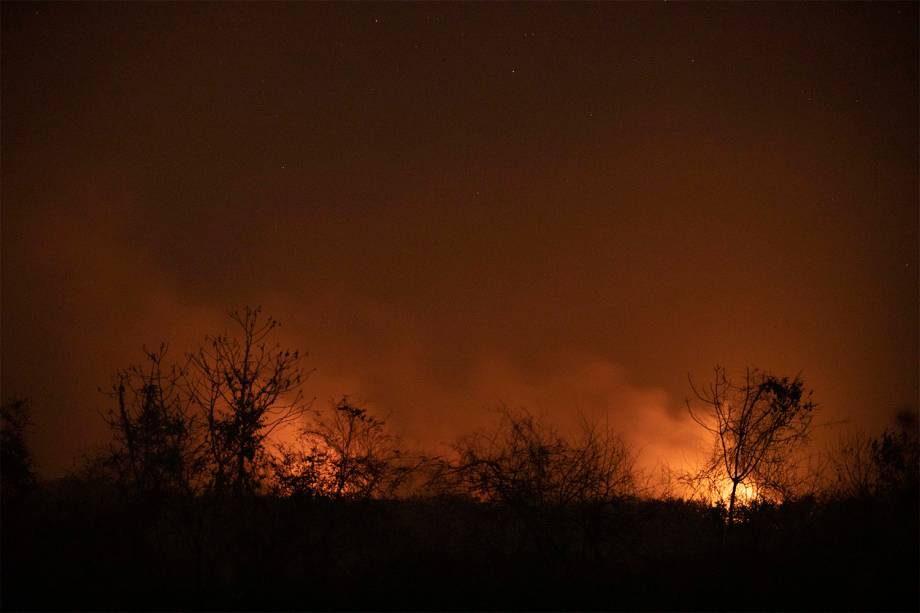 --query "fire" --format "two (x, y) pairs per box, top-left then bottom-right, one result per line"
(720, 479), (758, 505)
